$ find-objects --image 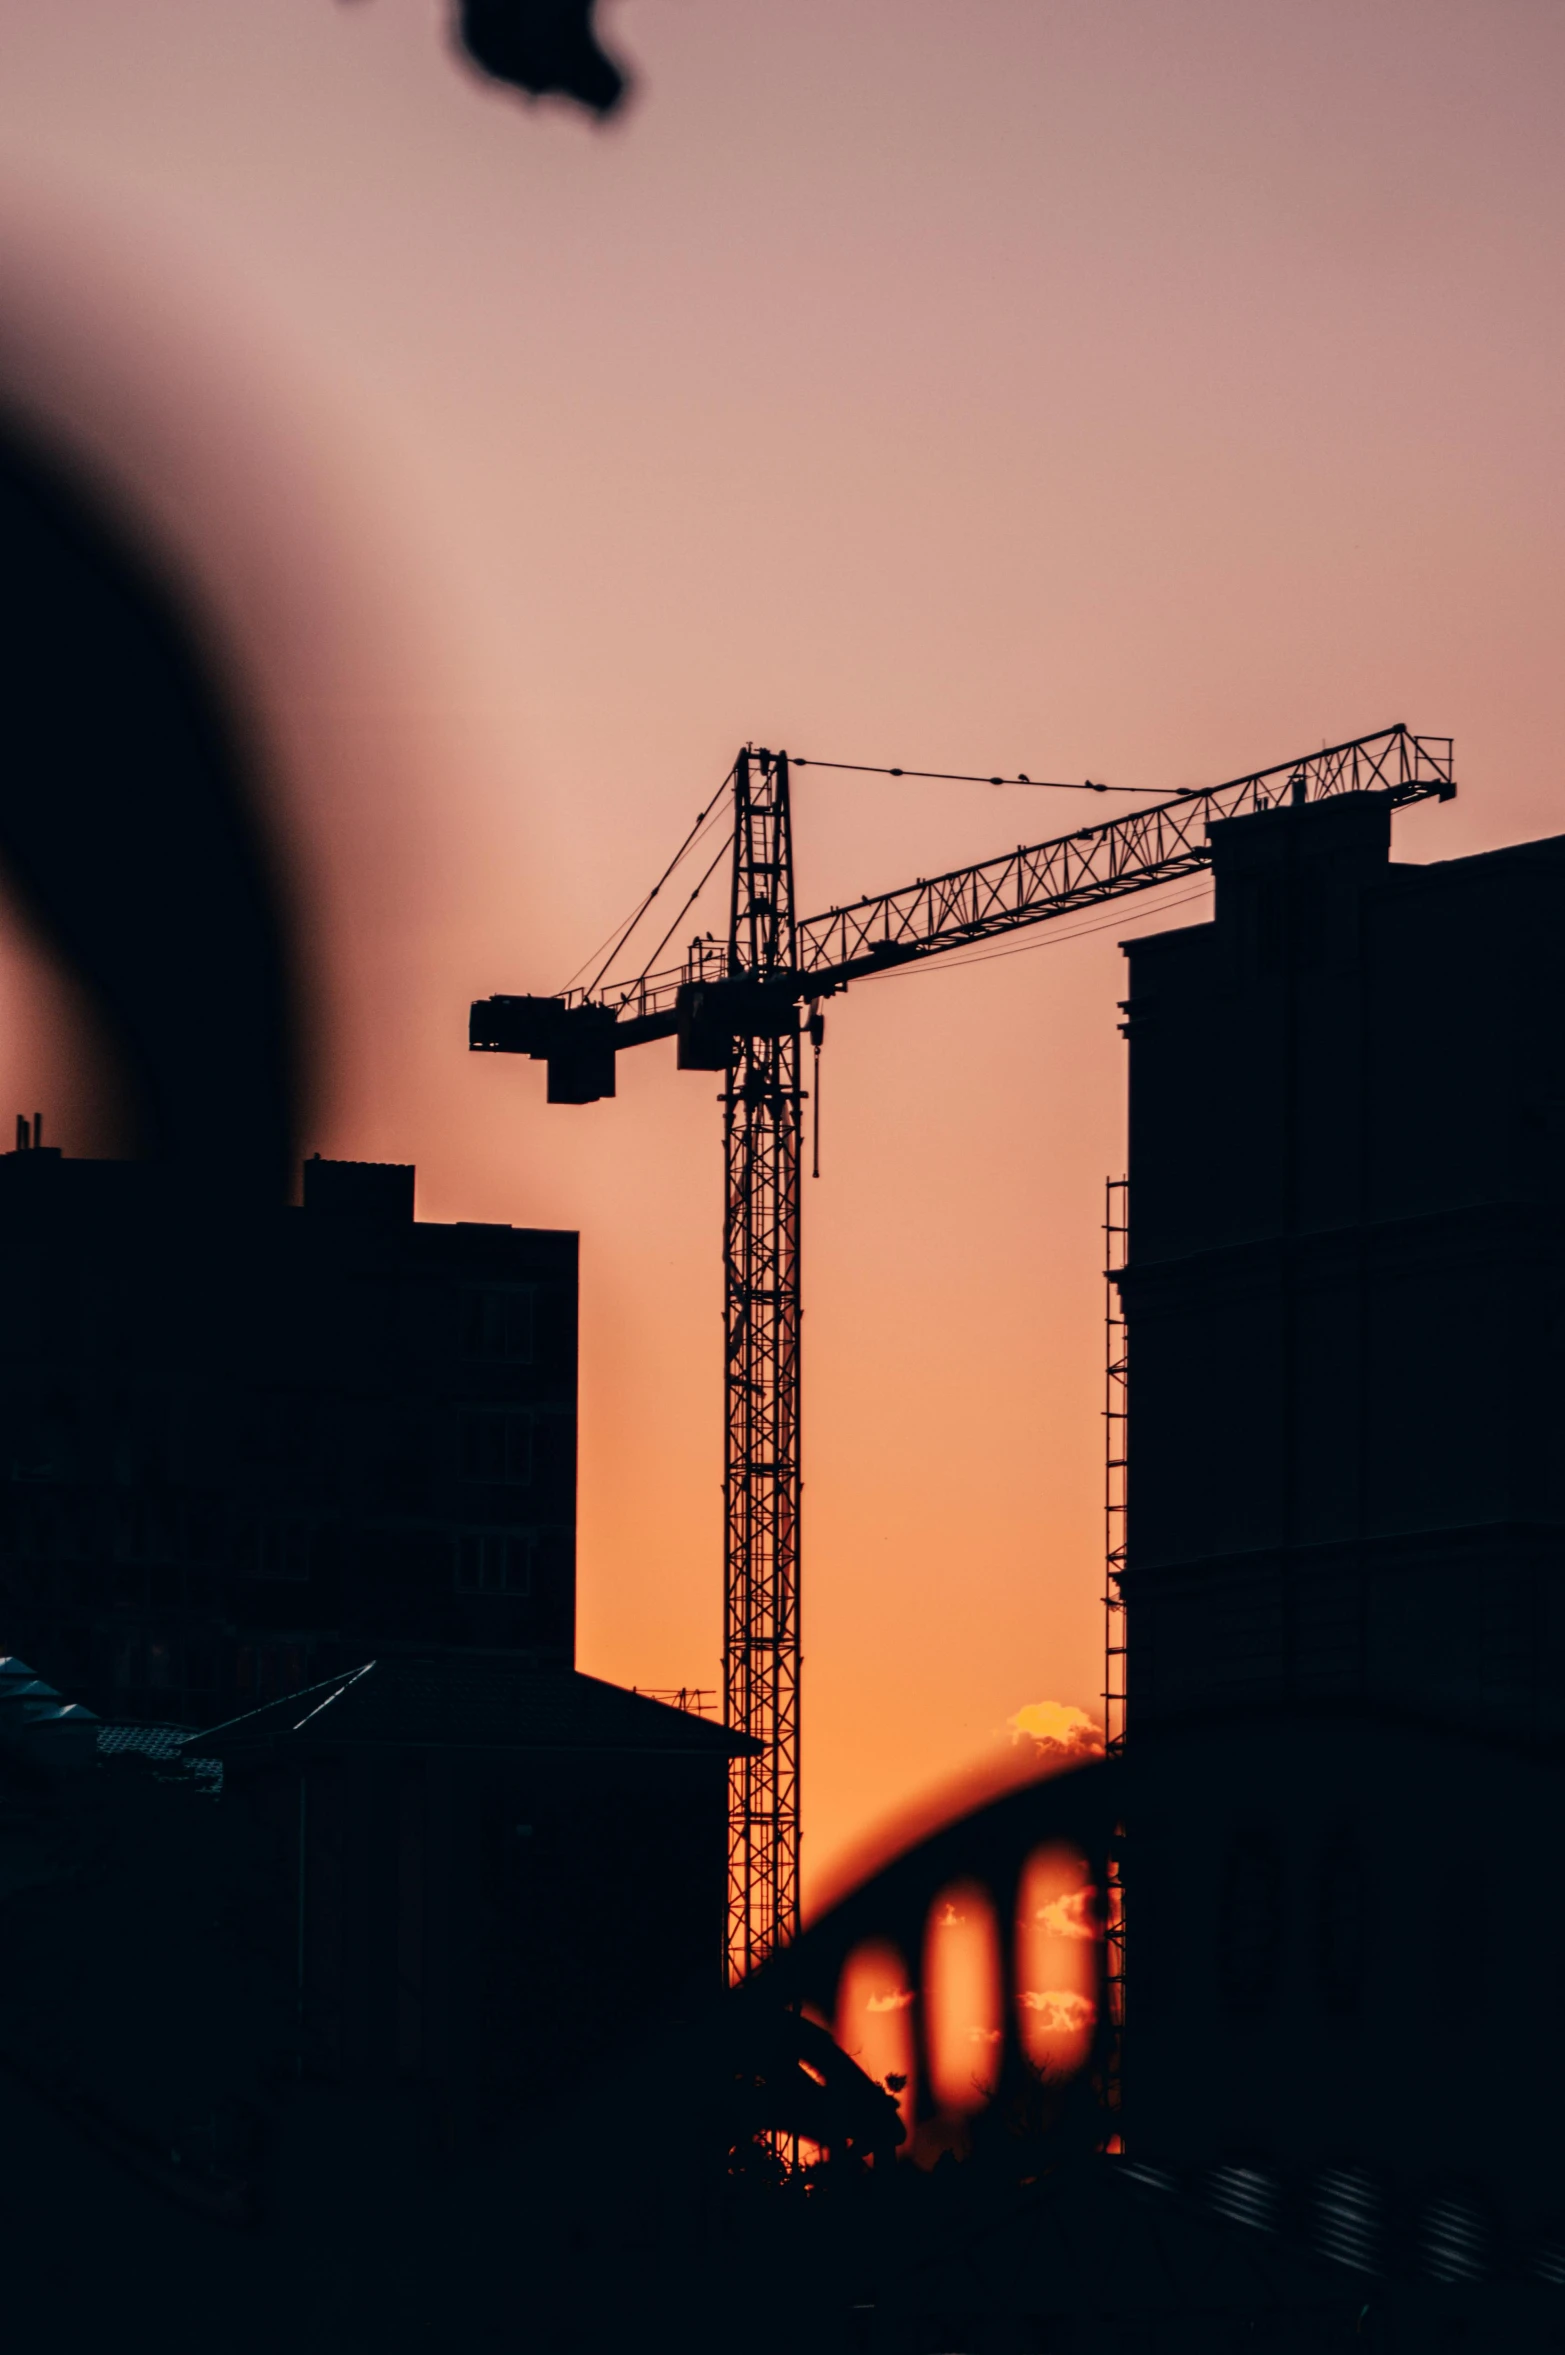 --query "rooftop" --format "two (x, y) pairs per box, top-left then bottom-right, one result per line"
(189, 1656), (757, 1759)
